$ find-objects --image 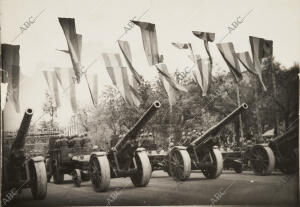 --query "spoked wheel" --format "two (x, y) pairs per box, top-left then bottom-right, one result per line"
(201, 148), (223, 179)
(251, 146), (275, 175)
(89, 155), (110, 192)
(53, 164), (64, 184)
(131, 151), (152, 187)
(29, 160), (47, 200)
(72, 169), (82, 187)
(169, 149), (191, 181)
